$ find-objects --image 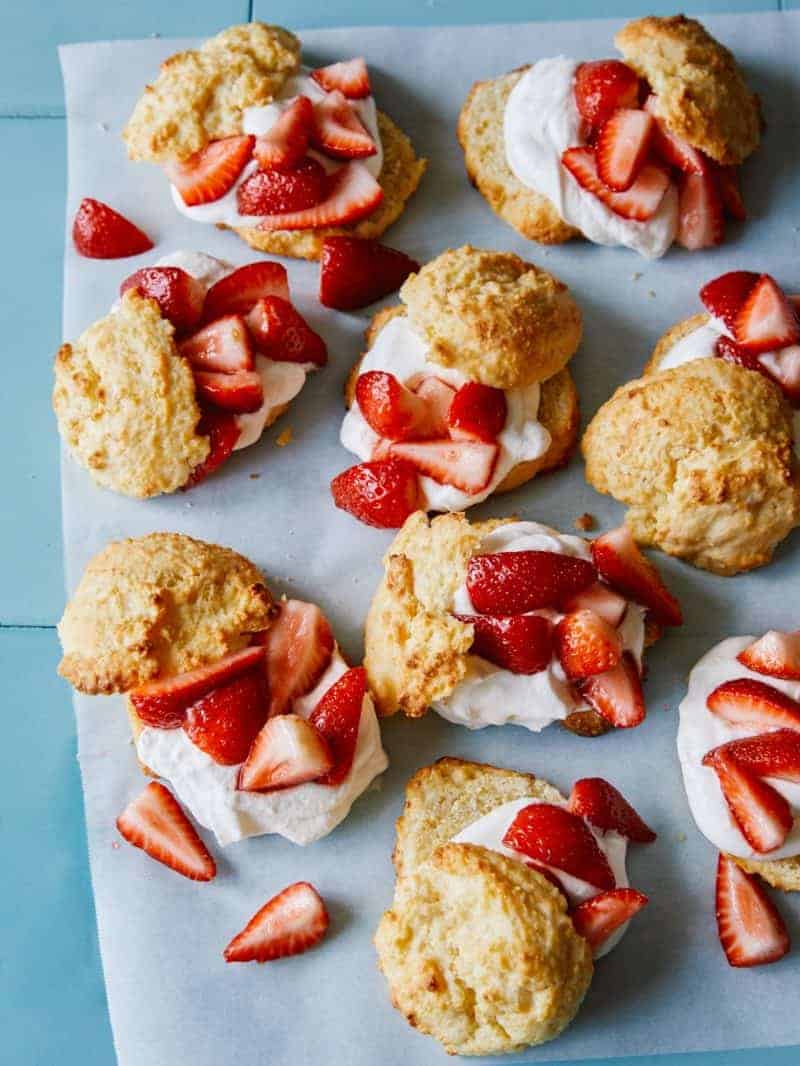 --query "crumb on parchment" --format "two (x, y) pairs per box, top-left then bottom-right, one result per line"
(574, 513), (595, 532)
(276, 427), (293, 447)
